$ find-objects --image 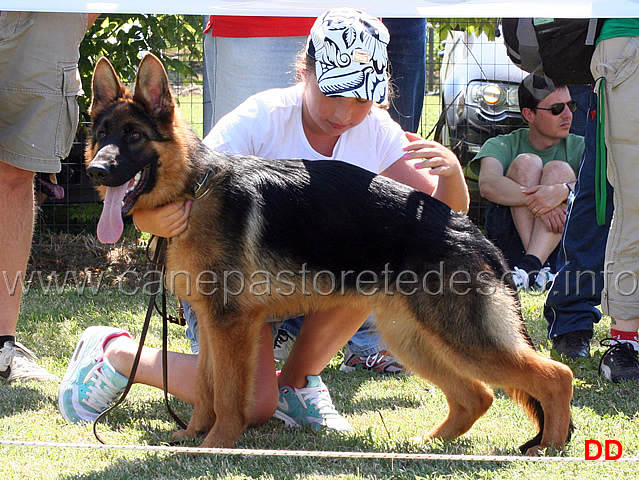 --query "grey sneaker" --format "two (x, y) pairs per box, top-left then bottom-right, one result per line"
(273, 328), (296, 362)
(339, 345), (403, 374)
(0, 340), (58, 383)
